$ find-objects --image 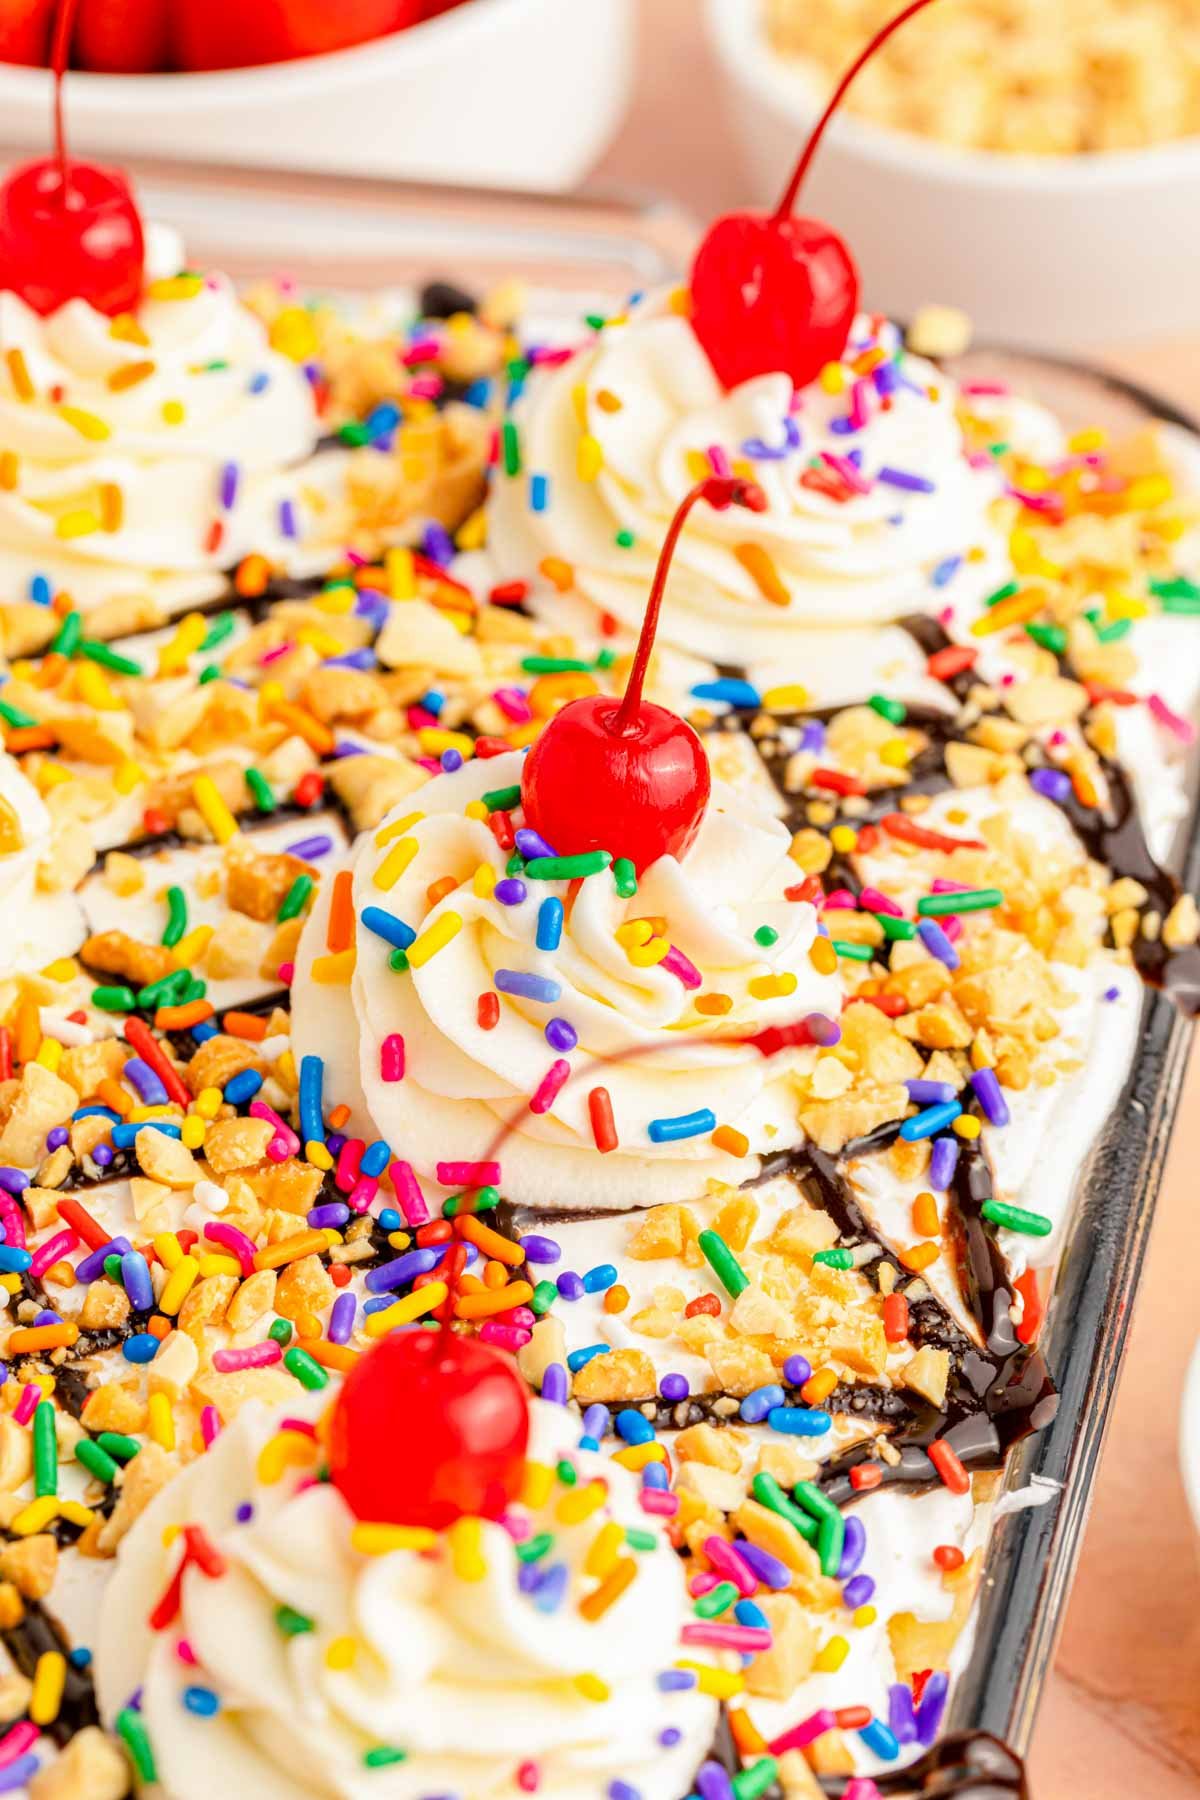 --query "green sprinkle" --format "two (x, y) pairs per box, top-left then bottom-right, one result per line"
(0, 698), (36, 728)
(530, 1280), (558, 1315)
(442, 1187), (497, 1218)
(812, 1248), (854, 1270)
(198, 664), (221, 685)
(519, 656), (592, 675)
(555, 1458), (577, 1487)
(916, 887), (1003, 917)
(118, 1708), (158, 1784)
(75, 1438), (118, 1484)
(50, 610), (82, 657)
(275, 1604), (315, 1636)
(33, 1402), (57, 1498)
(798, 1482), (847, 1574)
(339, 421), (370, 447)
(162, 885), (188, 950)
(514, 1531), (554, 1563)
(389, 947), (410, 972)
(91, 985), (136, 1013)
(754, 925), (779, 947)
(1160, 593), (1200, 616)
(876, 914), (916, 941)
(363, 1748), (408, 1769)
(981, 1199), (1053, 1237)
(200, 611), (237, 652)
(984, 580), (1020, 609)
(584, 312), (608, 332)
(136, 968), (190, 1009)
(96, 1432), (140, 1463)
(177, 975), (207, 1005)
(524, 851), (612, 880)
(505, 852), (525, 878)
(694, 1580), (739, 1619)
(614, 528), (636, 548)
(278, 874), (314, 922)
(830, 940), (874, 962)
(502, 419), (522, 477)
(593, 648), (617, 670)
(625, 1528), (657, 1552)
(1024, 623), (1066, 654)
(245, 768), (276, 813)
(1150, 575), (1200, 602)
(697, 1227), (748, 1300)
(506, 357), (530, 384)
(78, 638), (140, 675)
(269, 1319), (293, 1346)
(482, 783), (522, 812)
(988, 441), (1011, 458)
(284, 1346), (328, 1391)
(750, 1471), (817, 1543)
(1095, 617), (1132, 643)
(104, 1255), (124, 1282)
(613, 857), (637, 899)
(868, 693), (906, 725)
(733, 1758), (780, 1800)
